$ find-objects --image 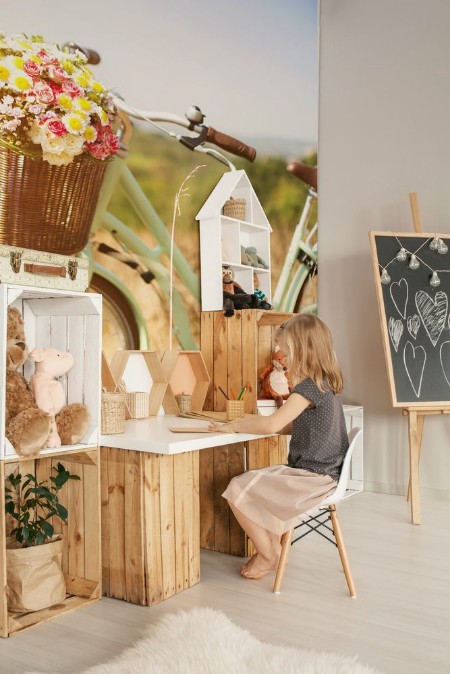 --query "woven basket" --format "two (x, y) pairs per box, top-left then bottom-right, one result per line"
(101, 392), (126, 434)
(0, 144), (108, 256)
(176, 393), (192, 414)
(223, 198), (246, 220)
(126, 391), (149, 419)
